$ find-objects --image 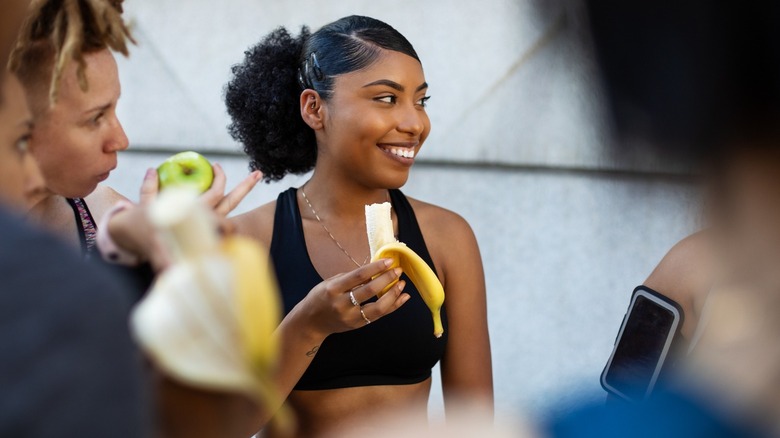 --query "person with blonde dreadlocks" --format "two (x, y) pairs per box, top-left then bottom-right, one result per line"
(0, 3), (150, 436)
(10, 0), (135, 255)
(9, 3), (274, 437)
(10, 0), (260, 283)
